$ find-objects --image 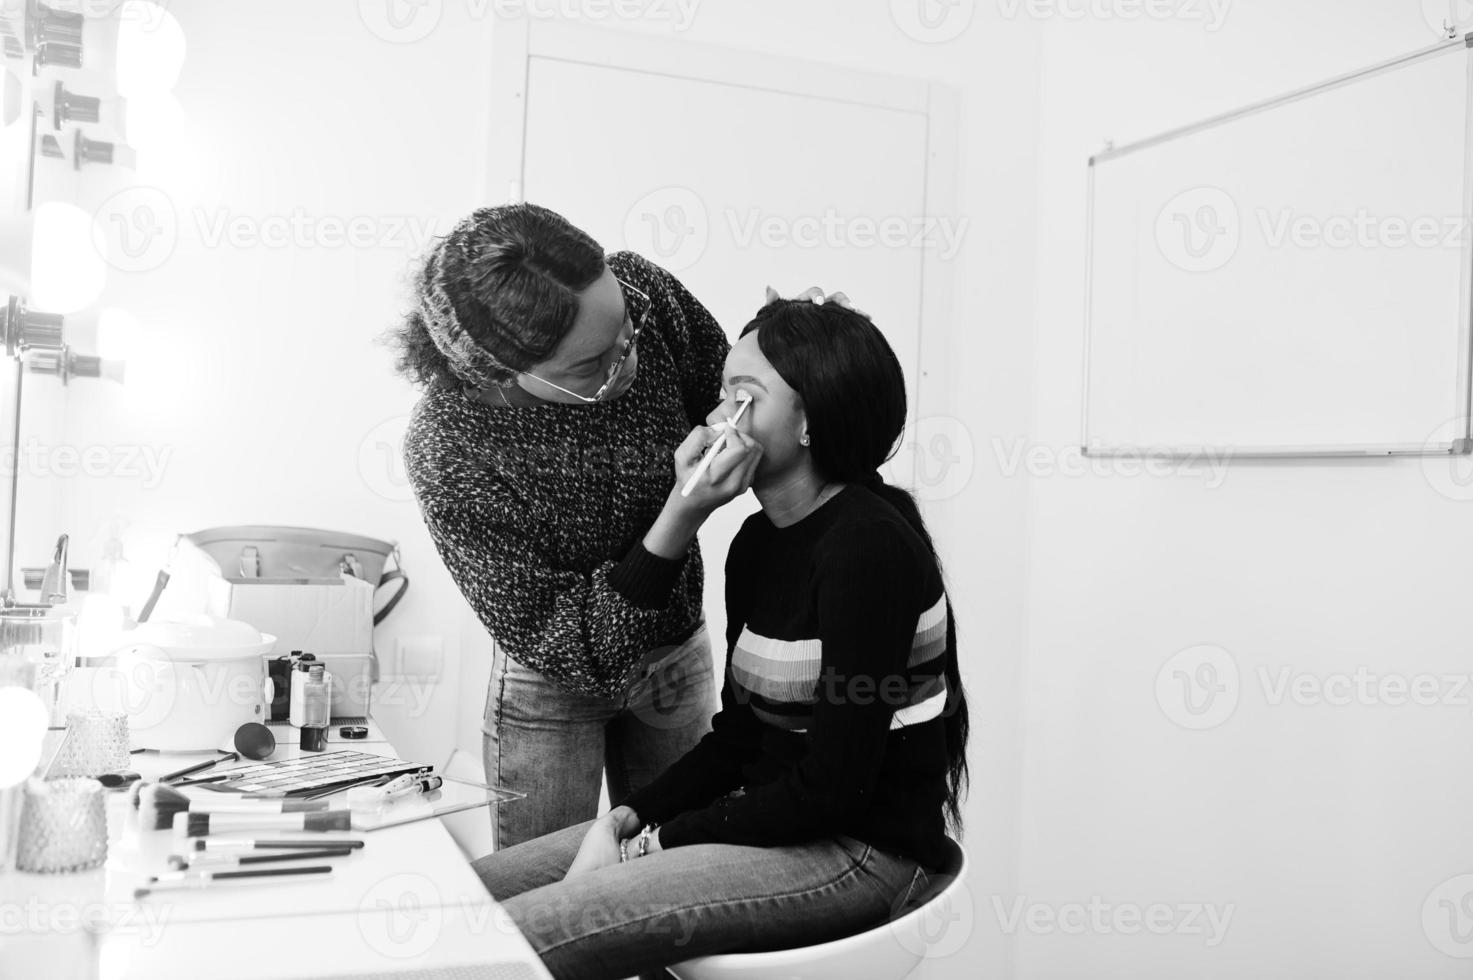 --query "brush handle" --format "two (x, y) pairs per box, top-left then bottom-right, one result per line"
(137, 865), (332, 896)
(181, 847), (355, 869)
(680, 396), (752, 498)
(193, 838), (365, 851)
(160, 752), (237, 784)
(189, 798), (328, 814)
(137, 569), (170, 623)
(175, 809), (353, 837)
